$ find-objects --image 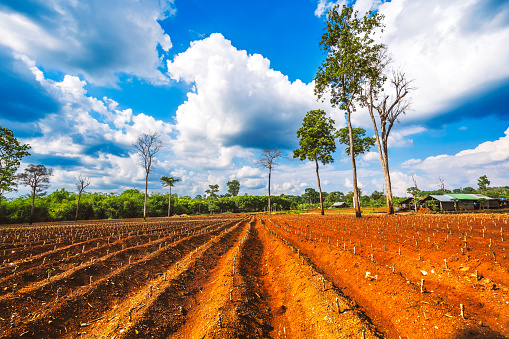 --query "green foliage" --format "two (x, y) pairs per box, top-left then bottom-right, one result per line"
(407, 186), (420, 198)
(160, 176), (180, 188)
(325, 191), (345, 203)
(478, 175), (490, 191)
(314, 5), (385, 111)
(0, 189), (294, 224)
(301, 187), (320, 204)
(0, 127), (31, 197)
(205, 184), (219, 199)
(337, 127), (375, 157)
(293, 110), (337, 164)
(226, 180), (240, 197)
